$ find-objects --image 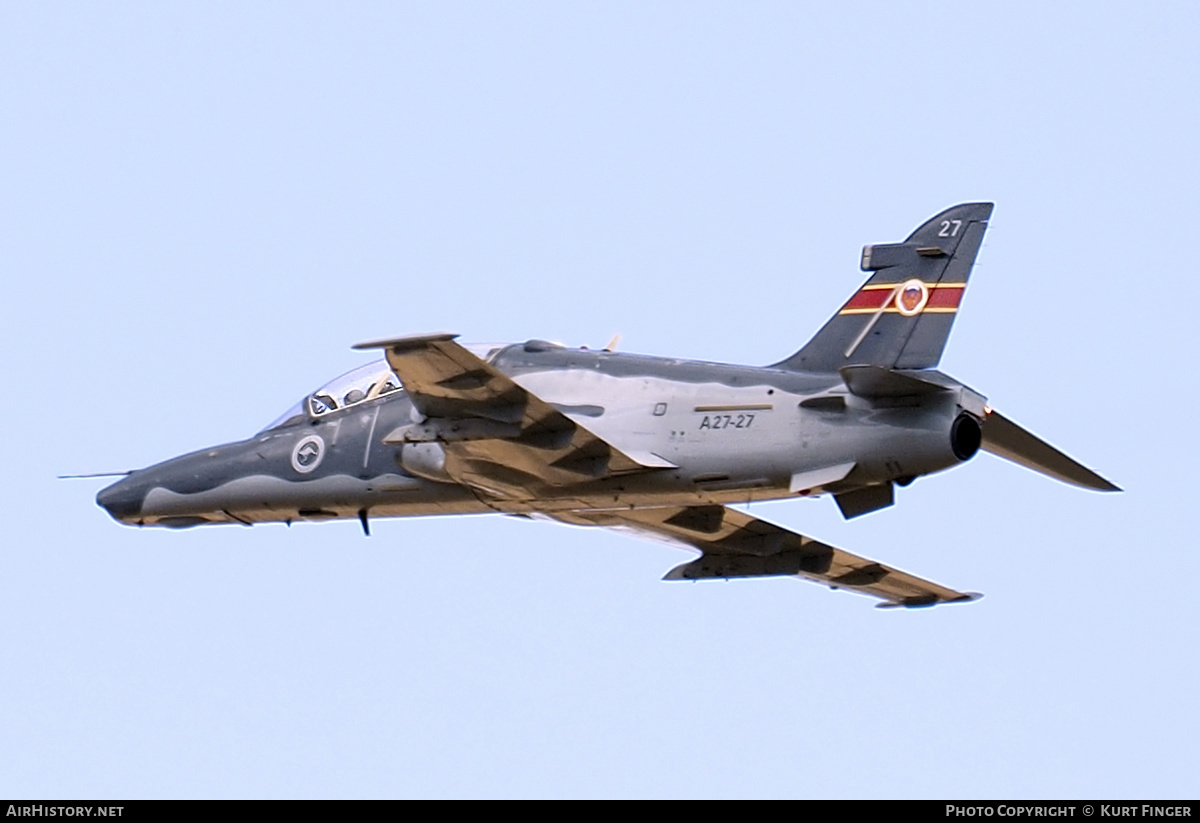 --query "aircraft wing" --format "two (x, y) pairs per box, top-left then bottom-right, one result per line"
(354, 333), (670, 499)
(553, 505), (980, 608)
